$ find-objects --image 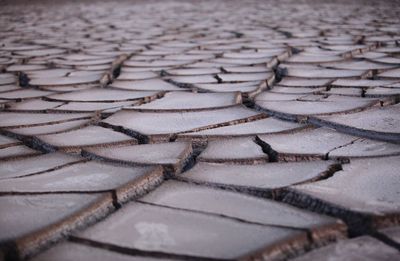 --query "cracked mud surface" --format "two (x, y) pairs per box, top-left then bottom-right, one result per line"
(0, 0), (400, 260)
